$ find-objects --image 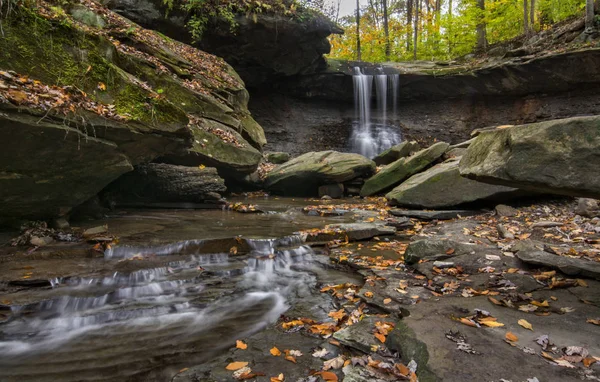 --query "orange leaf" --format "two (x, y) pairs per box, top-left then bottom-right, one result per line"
(374, 332), (386, 343)
(505, 332), (518, 342)
(446, 248), (455, 255)
(315, 371), (338, 382)
(395, 363), (410, 376)
(226, 362), (249, 371)
(284, 355), (296, 363)
(236, 340), (248, 350)
(383, 298), (392, 305)
(459, 317), (477, 327)
(97, 82), (106, 91)
(488, 296), (502, 305)
(364, 291), (373, 298)
(270, 347), (281, 356)
(270, 373), (284, 382)
(583, 357), (597, 368)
